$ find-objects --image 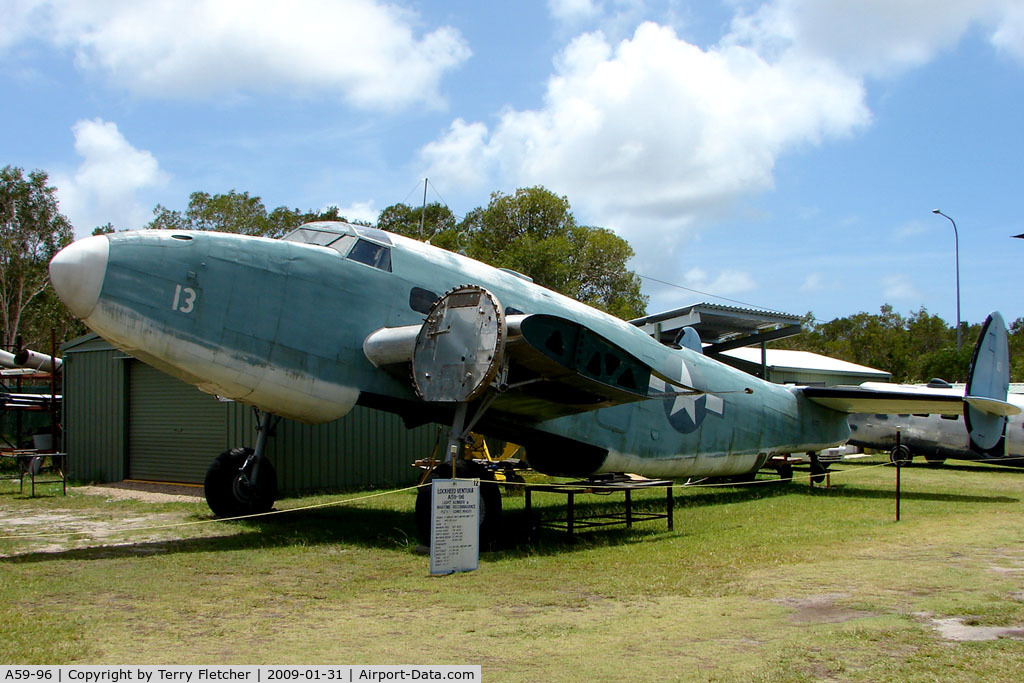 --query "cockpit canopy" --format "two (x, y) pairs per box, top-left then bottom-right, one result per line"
(282, 221), (393, 272)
